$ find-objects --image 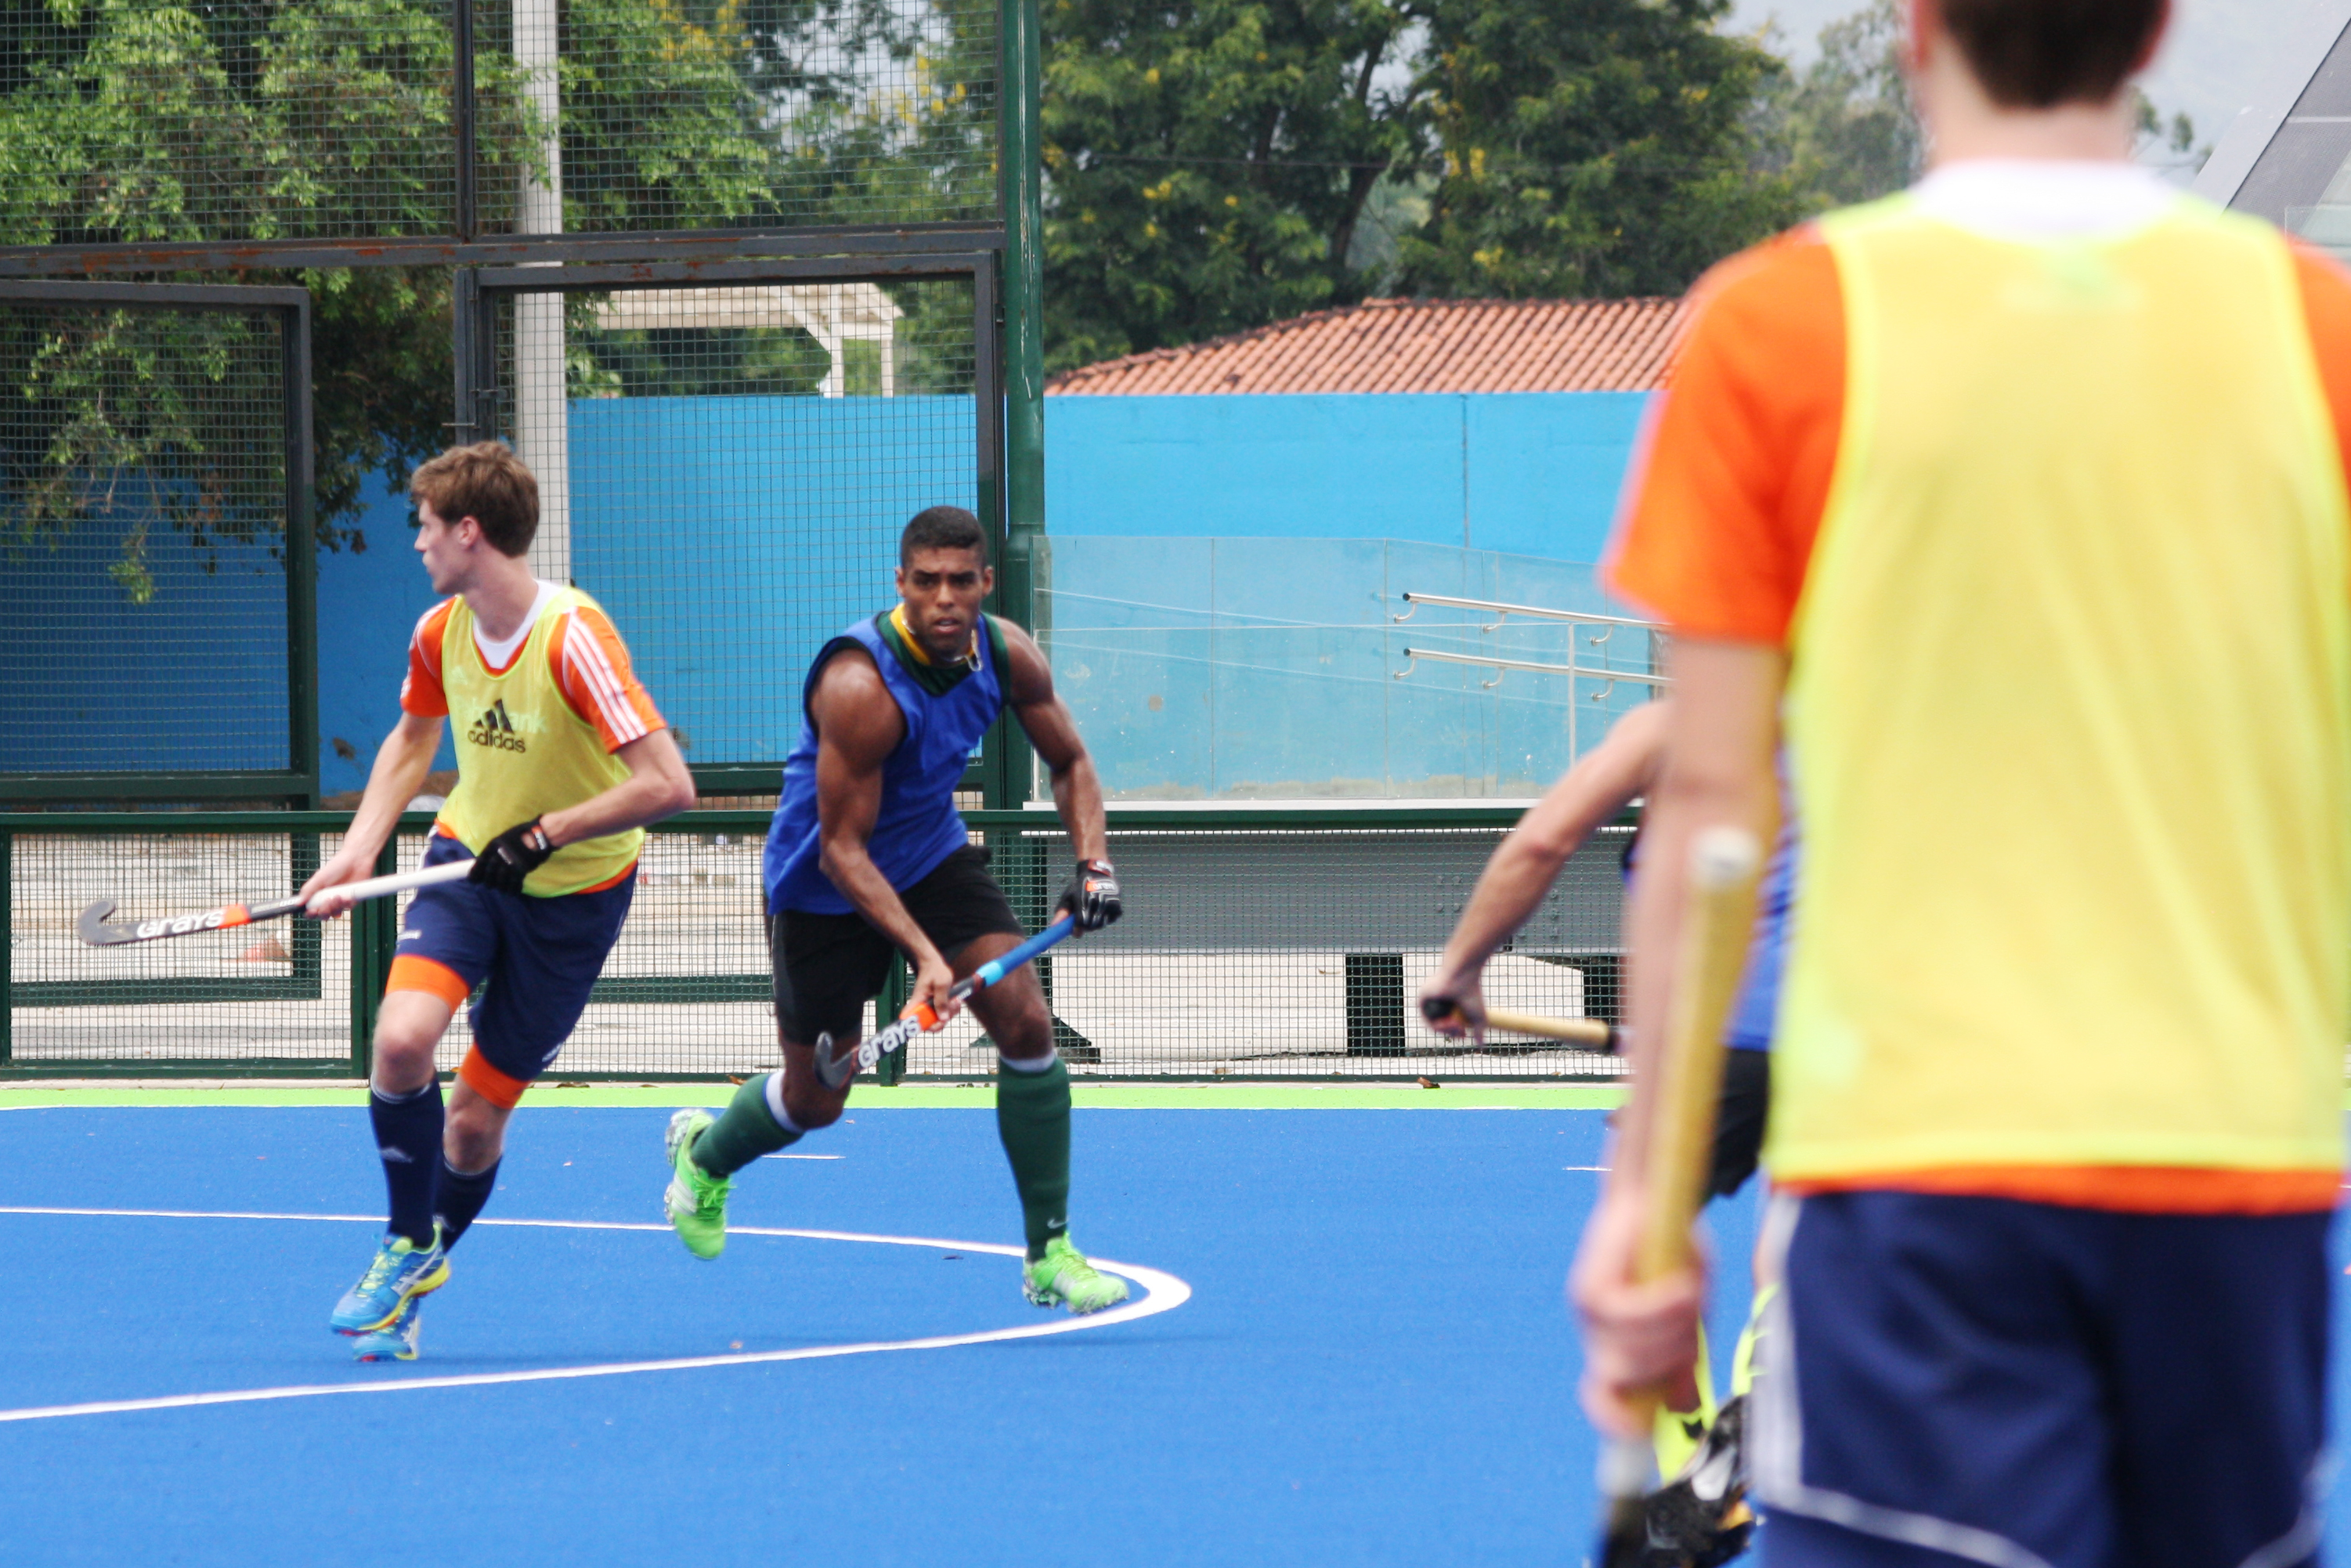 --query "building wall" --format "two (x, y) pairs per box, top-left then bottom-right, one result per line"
(1044, 392), (1650, 562)
(9, 390), (1653, 797)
